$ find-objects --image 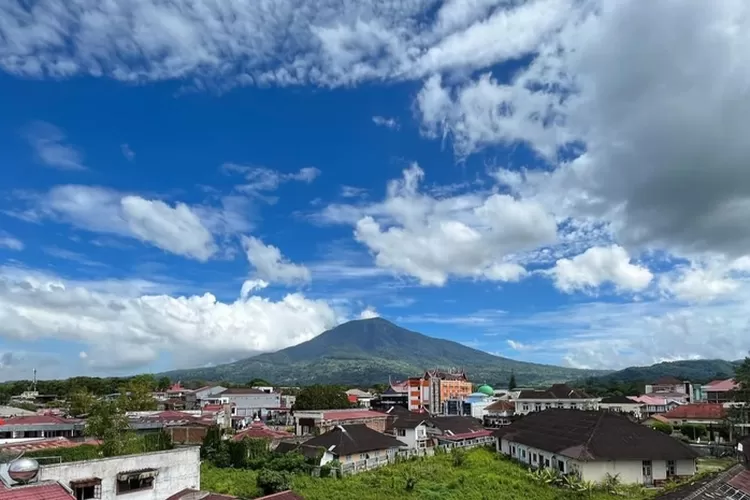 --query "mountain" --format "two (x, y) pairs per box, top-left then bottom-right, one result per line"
(162, 318), (608, 386)
(578, 359), (742, 386)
